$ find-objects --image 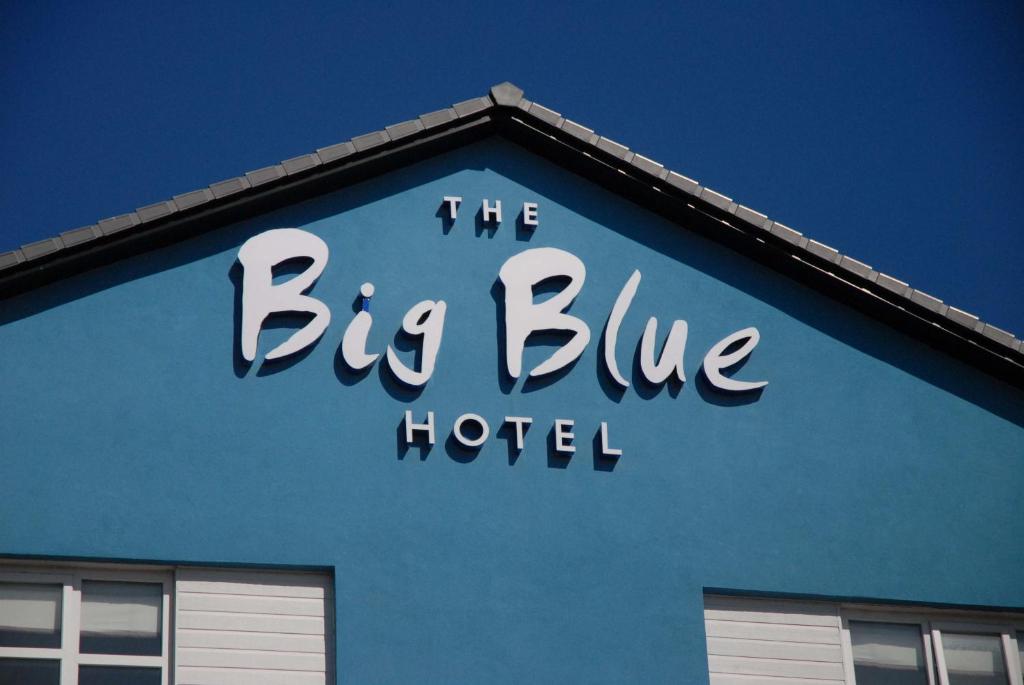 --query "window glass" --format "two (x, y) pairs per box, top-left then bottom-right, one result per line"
(0, 657), (60, 685)
(943, 633), (1008, 685)
(78, 665), (162, 685)
(79, 581), (161, 656)
(0, 583), (62, 648)
(850, 621), (929, 685)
